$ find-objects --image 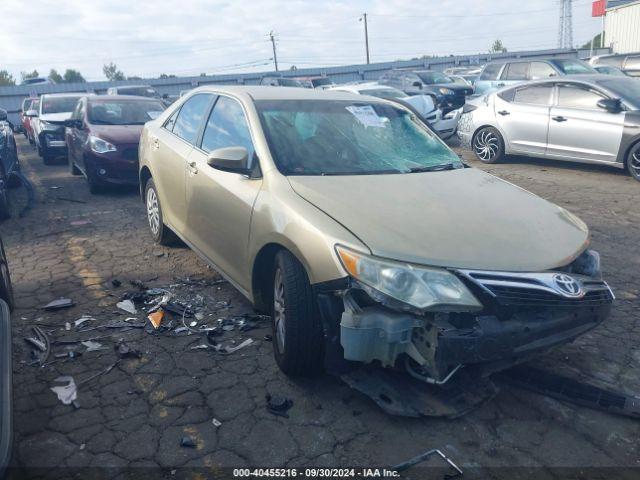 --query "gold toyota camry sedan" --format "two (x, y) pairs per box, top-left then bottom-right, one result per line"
(139, 86), (613, 383)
